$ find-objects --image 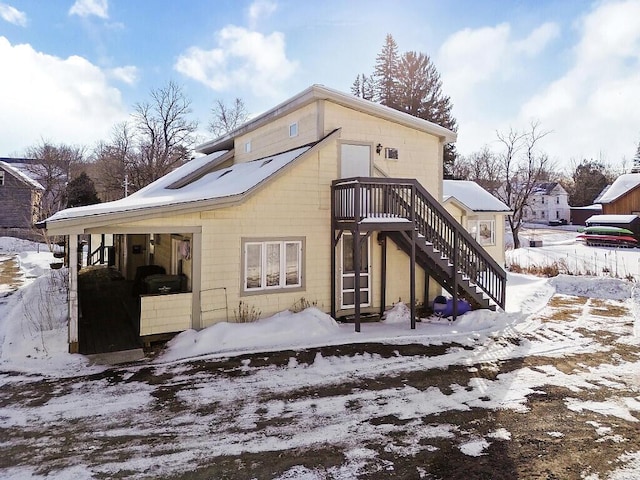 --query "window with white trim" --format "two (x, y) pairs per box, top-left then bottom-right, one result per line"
(243, 239), (303, 292)
(470, 220), (495, 246)
(289, 122), (298, 137)
(244, 140), (252, 153)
